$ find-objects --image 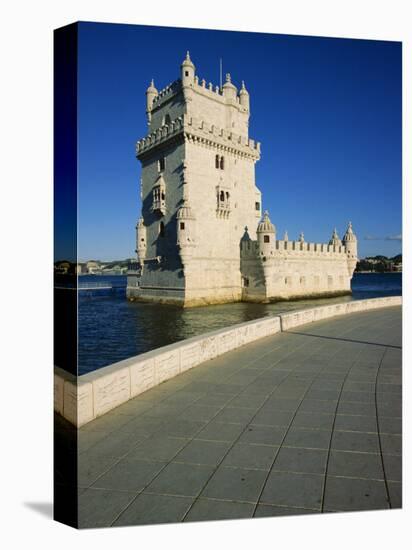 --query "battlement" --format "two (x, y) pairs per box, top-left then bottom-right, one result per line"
(136, 114), (260, 159)
(241, 239), (348, 259)
(150, 73), (249, 115)
(151, 80), (181, 110)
